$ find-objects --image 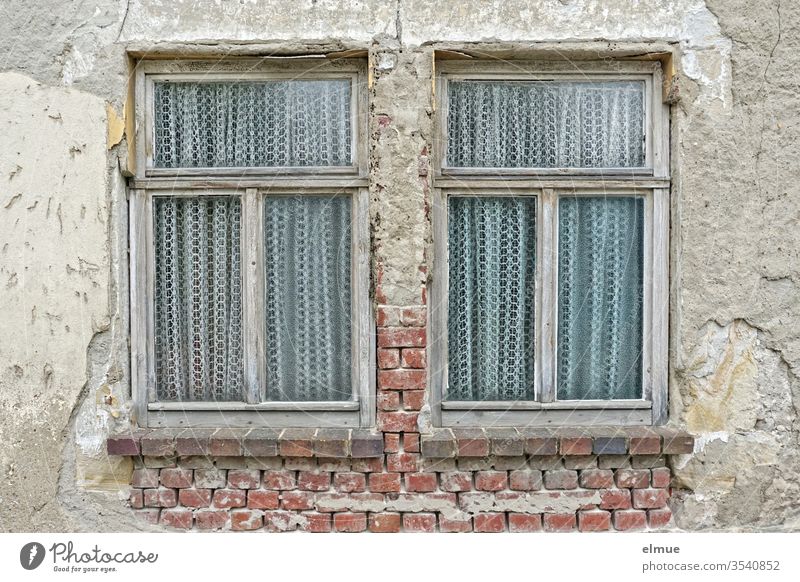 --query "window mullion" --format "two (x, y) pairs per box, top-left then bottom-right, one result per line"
(242, 187), (264, 404)
(539, 187), (557, 403)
